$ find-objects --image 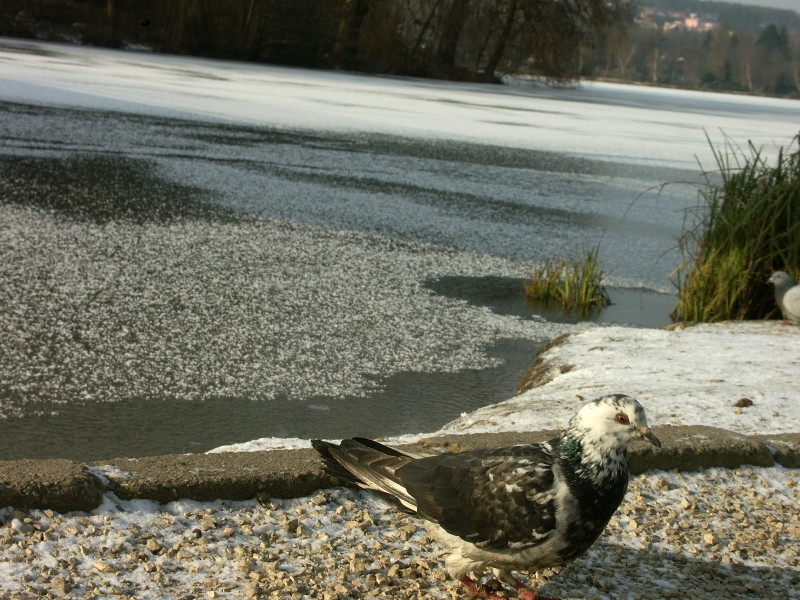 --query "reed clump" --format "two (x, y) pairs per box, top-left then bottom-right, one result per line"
(525, 244), (611, 317)
(671, 133), (800, 322)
